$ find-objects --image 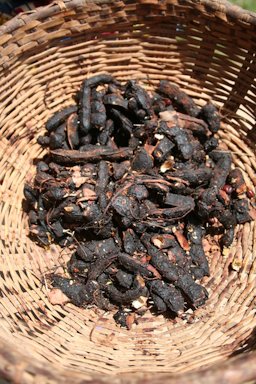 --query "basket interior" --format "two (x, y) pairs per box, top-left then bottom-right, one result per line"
(0, 0), (255, 378)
